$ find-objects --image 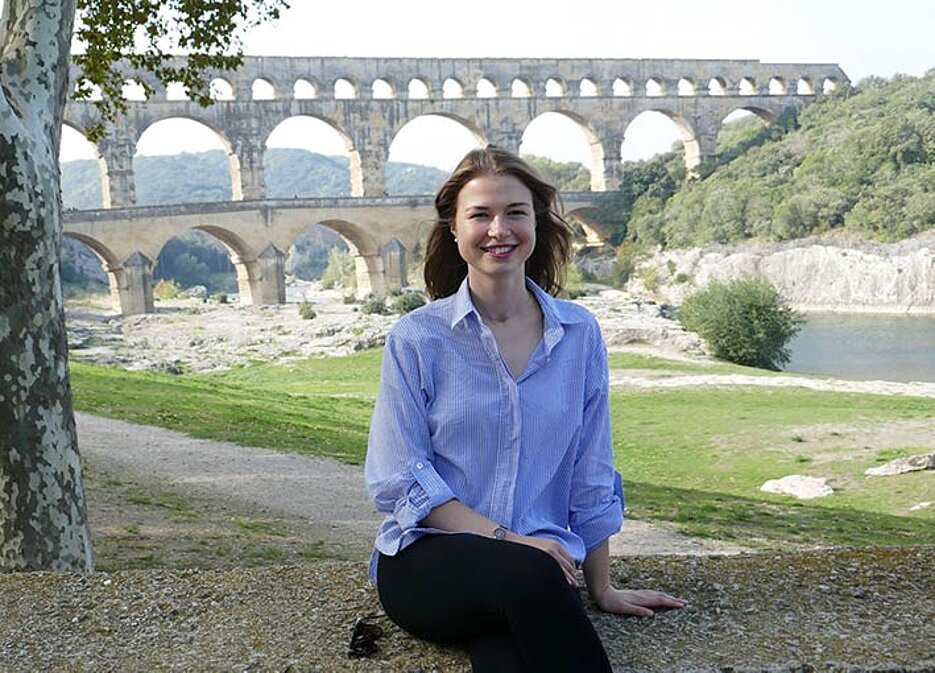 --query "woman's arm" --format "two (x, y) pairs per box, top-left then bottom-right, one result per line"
(422, 500), (580, 586)
(582, 540), (689, 617)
